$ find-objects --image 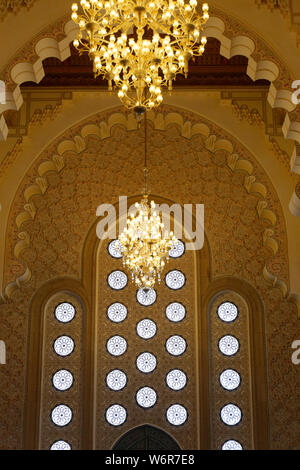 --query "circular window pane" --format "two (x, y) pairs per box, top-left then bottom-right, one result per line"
(220, 369), (241, 391)
(51, 405), (72, 427)
(106, 404), (127, 426)
(166, 369), (187, 391)
(166, 335), (187, 356)
(106, 369), (127, 391)
(218, 302), (238, 323)
(220, 404), (242, 426)
(106, 335), (127, 357)
(136, 288), (157, 306)
(108, 239), (123, 258)
(222, 440), (243, 450)
(107, 303), (127, 323)
(136, 386), (157, 409)
(166, 404), (188, 426)
(169, 240), (185, 258)
(165, 270), (186, 290)
(136, 319), (157, 340)
(53, 336), (74, 357)
(107, 270), (128, 290)
(52, 370), (74, 391)
(50, 440), (72, 450)
(55, 302), (75, 323)
(136, 352), (157, 374)
(218, 335), (240, 356)
(165, 302), (186, 323)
